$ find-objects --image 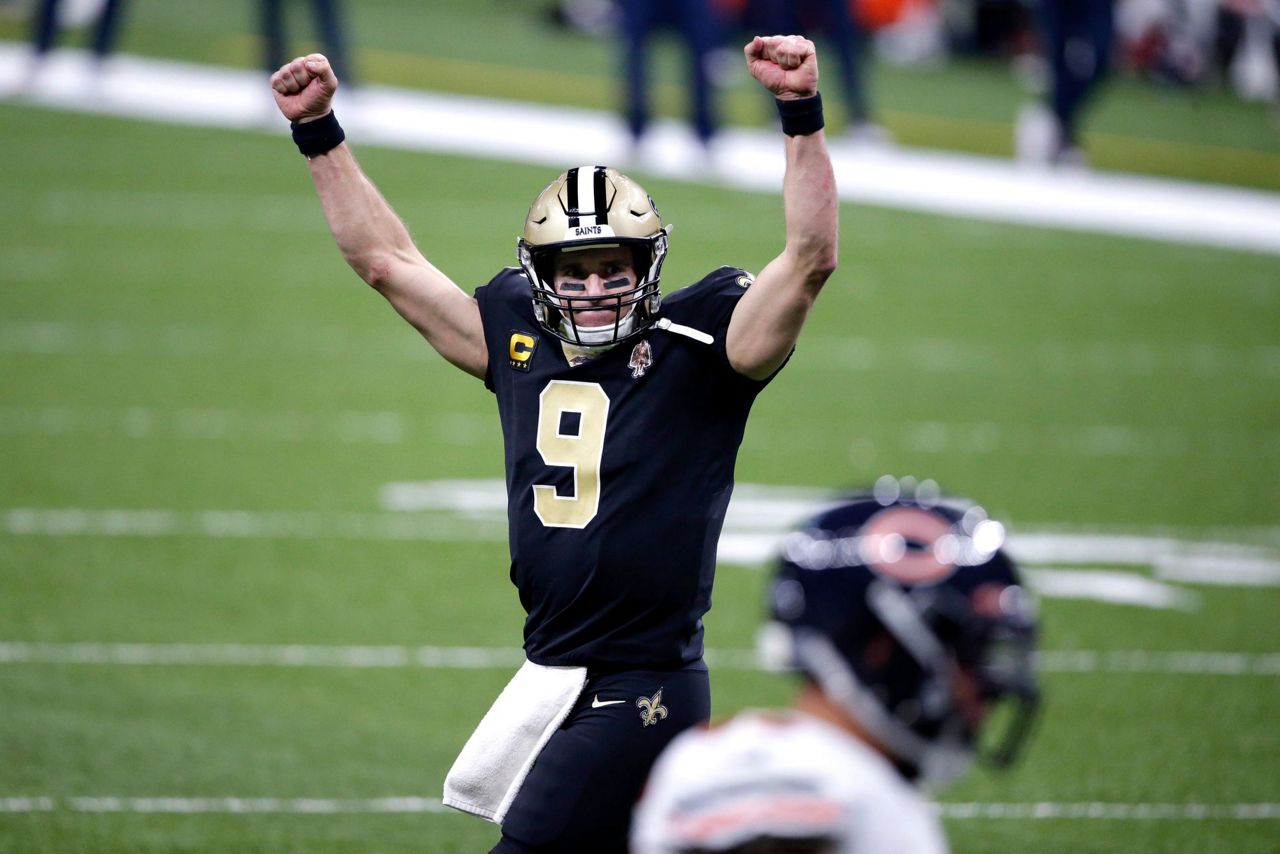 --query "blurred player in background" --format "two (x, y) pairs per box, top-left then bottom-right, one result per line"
(259, 0), (355, 88)
(632, 479), (1040, 854)
(618, 0), (724, 155)
(269, 33), (836, 853)
(27, 0), (127, 68)
(741, 0), (885, 141)
(1016, 0), (1114, 166)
